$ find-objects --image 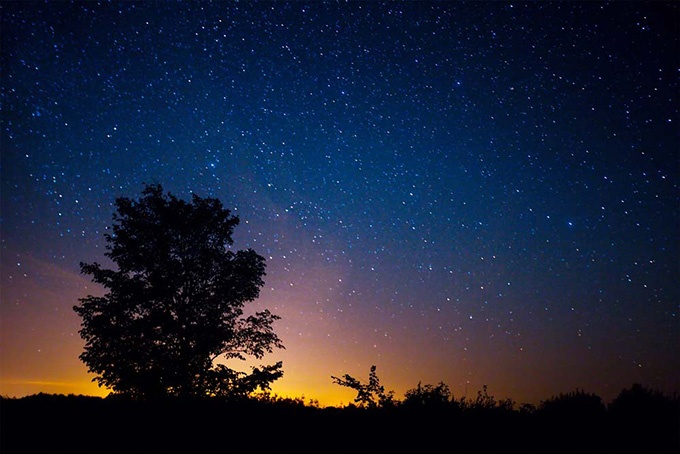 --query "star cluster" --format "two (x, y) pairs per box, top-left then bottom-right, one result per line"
(1, 1), (678, 405)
